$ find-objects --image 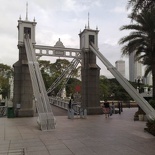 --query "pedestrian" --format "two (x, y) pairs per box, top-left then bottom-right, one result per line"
(68, 98), (72, 110)
(103, 100), (110, 118)
(68, 98), (74, 119)
(111, 102), (115, 114)
(118, 102), (121, 114)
